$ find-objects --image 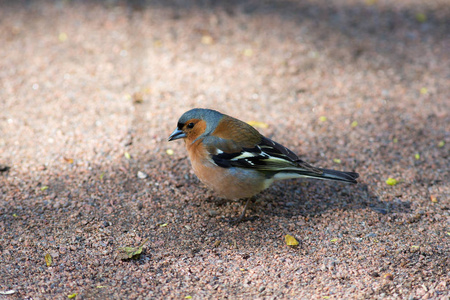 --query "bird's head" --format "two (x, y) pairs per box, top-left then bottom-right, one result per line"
(168, 108), (223, 142)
